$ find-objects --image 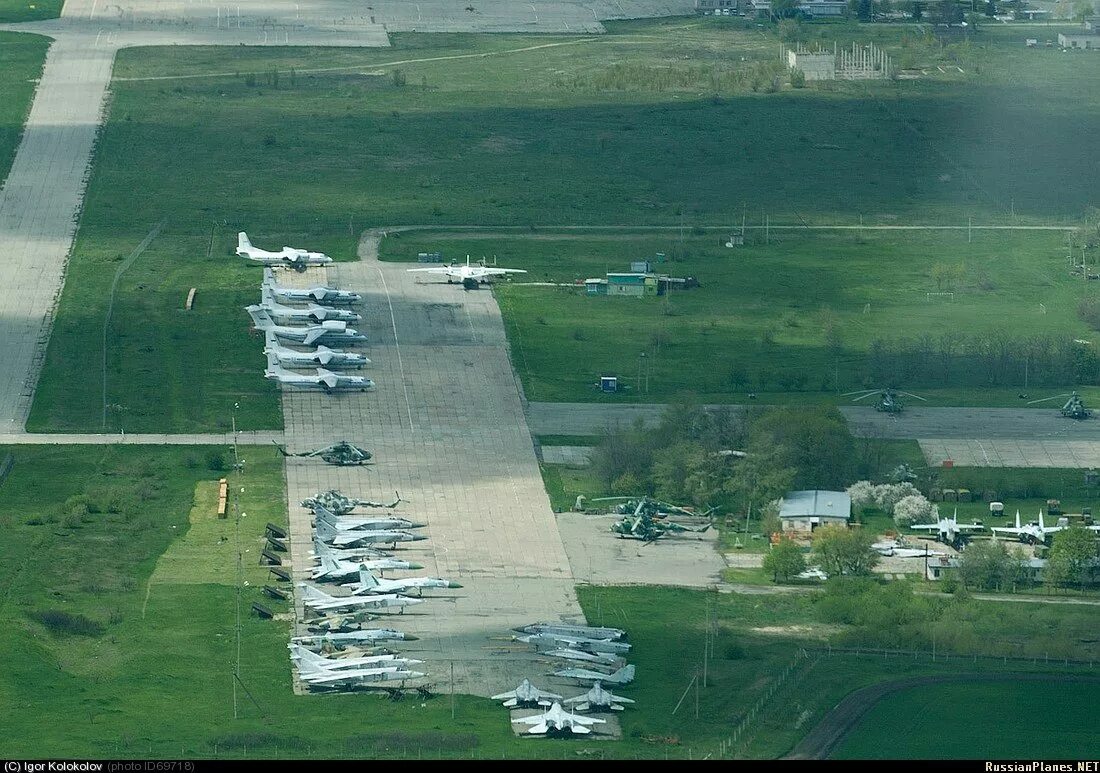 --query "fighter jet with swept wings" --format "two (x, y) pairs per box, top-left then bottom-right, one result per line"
(344, 568), (462, 597)
(490, 679), (563, 709)
(247, 307), (367, 347)
(511, 703), (606, 736)
(543, 648), (620, 666)
(259, 286), (361, 324)
(311, 536), (389, 563)
(990, 509), (1081, 544)
(516, 632), (632, 655)
(316, 517), (427, 549)
(909, 509), (985, 548)
(871, 539), (945, 558)
(237, 232), (332, 272)
(310, 552), (424, 583)
(264, 352), (374, 393)
(264, 333), (369, 371)
(407, 255), (526, 289)
(291, 628), (416, 647)
(517, 623), (626, 641)
(312, 504), (424, 532)
(262, 267), (360, 305)
(299, 583), (425, 614)
(564, 682), (635, 713)
(297, 659), (425, 689)
(553, 664), (635, 686)
(289, 644), (423, 672)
